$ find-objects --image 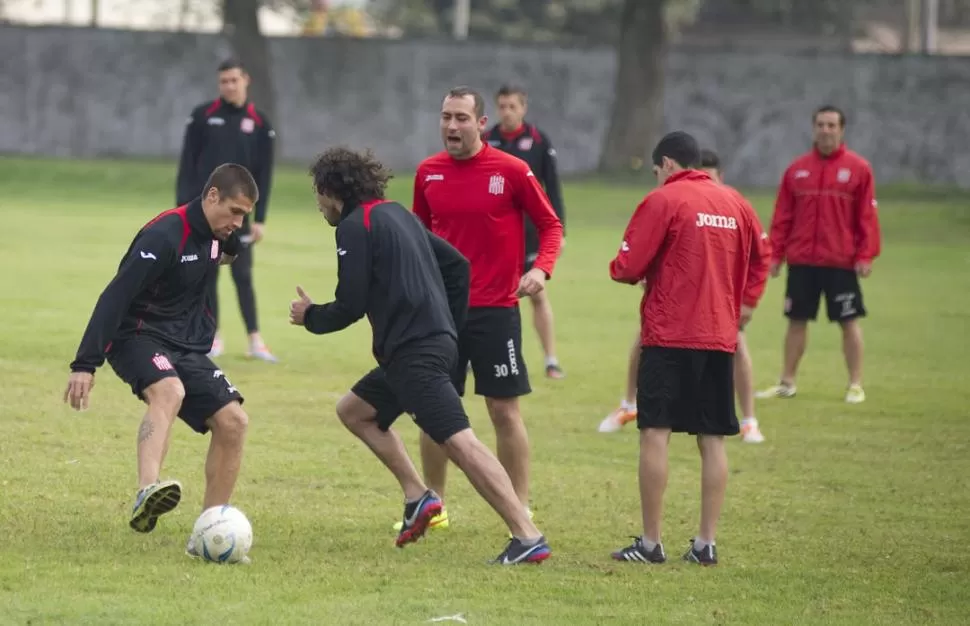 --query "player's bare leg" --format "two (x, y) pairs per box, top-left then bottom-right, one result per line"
(841, 319), (866, 403)
(130, 378), (185, 533)
(757, 320), (806, 399)
(486, 397), (531, 510)
(685, 435), (728, 565)
(202, 401), (249, 509)
(419, 430), (450, 501)
(639, 428), (669, 548)
(337, 393), (428, 501)
(598, 333), (641, 432)
(529, 290), (563, 379)
(735, 333), (764, 442)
